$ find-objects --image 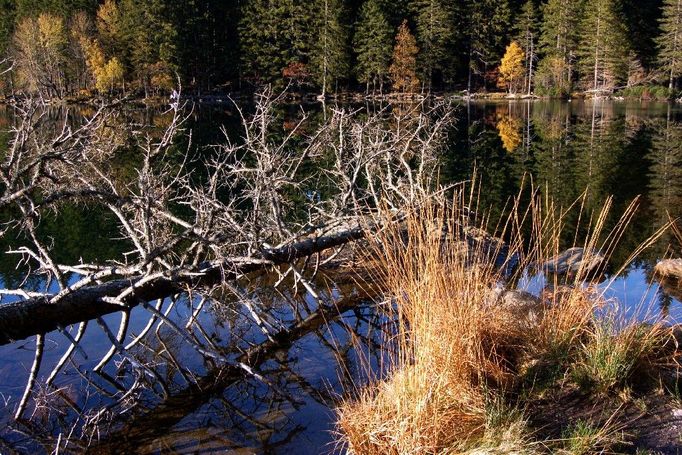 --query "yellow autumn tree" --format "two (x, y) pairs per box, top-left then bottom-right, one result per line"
(13, 13), (68, 97)
(498, 41), (525, 94)
(80, 37), (124, 93)
(389, 20), (420, 93)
